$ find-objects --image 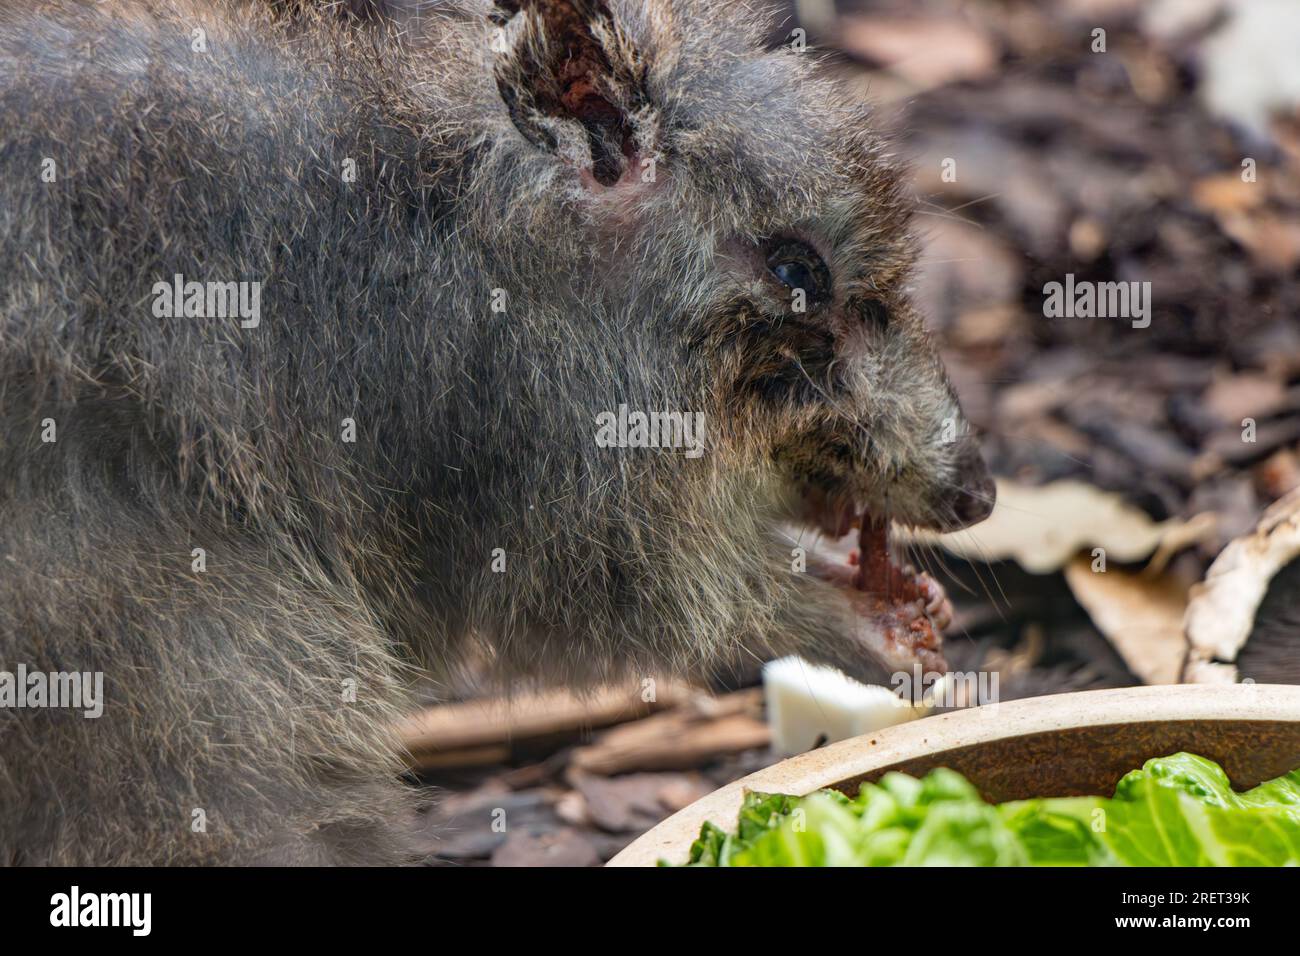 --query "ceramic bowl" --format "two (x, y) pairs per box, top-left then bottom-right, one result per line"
(607, 684), (1300, 866)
